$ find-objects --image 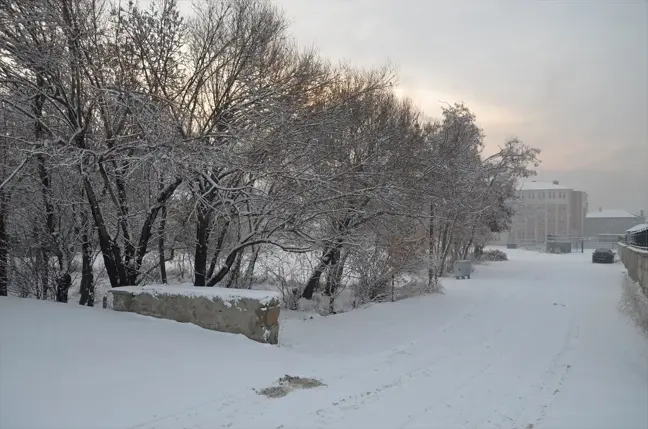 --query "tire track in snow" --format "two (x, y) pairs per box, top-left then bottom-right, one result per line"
(129, 286), (514, 429)
(131, 281), (525, 429)
(523, 318), (578, 429)
(282, 289), (525, 429)
(312, 283), (575, 429)
(473, 315), (579, 429)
